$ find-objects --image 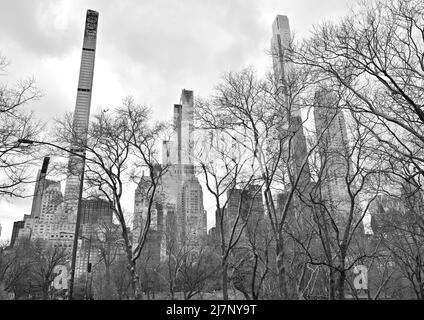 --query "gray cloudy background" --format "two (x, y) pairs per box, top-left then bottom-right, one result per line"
(0, 0), (353, 241)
